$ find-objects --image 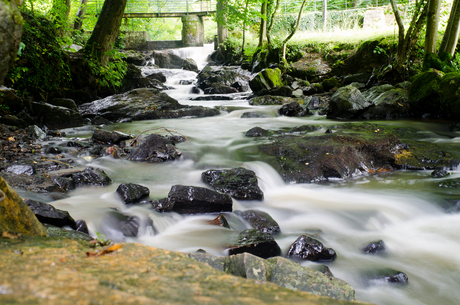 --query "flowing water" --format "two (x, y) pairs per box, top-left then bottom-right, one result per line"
(46, 45), (460, 305)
